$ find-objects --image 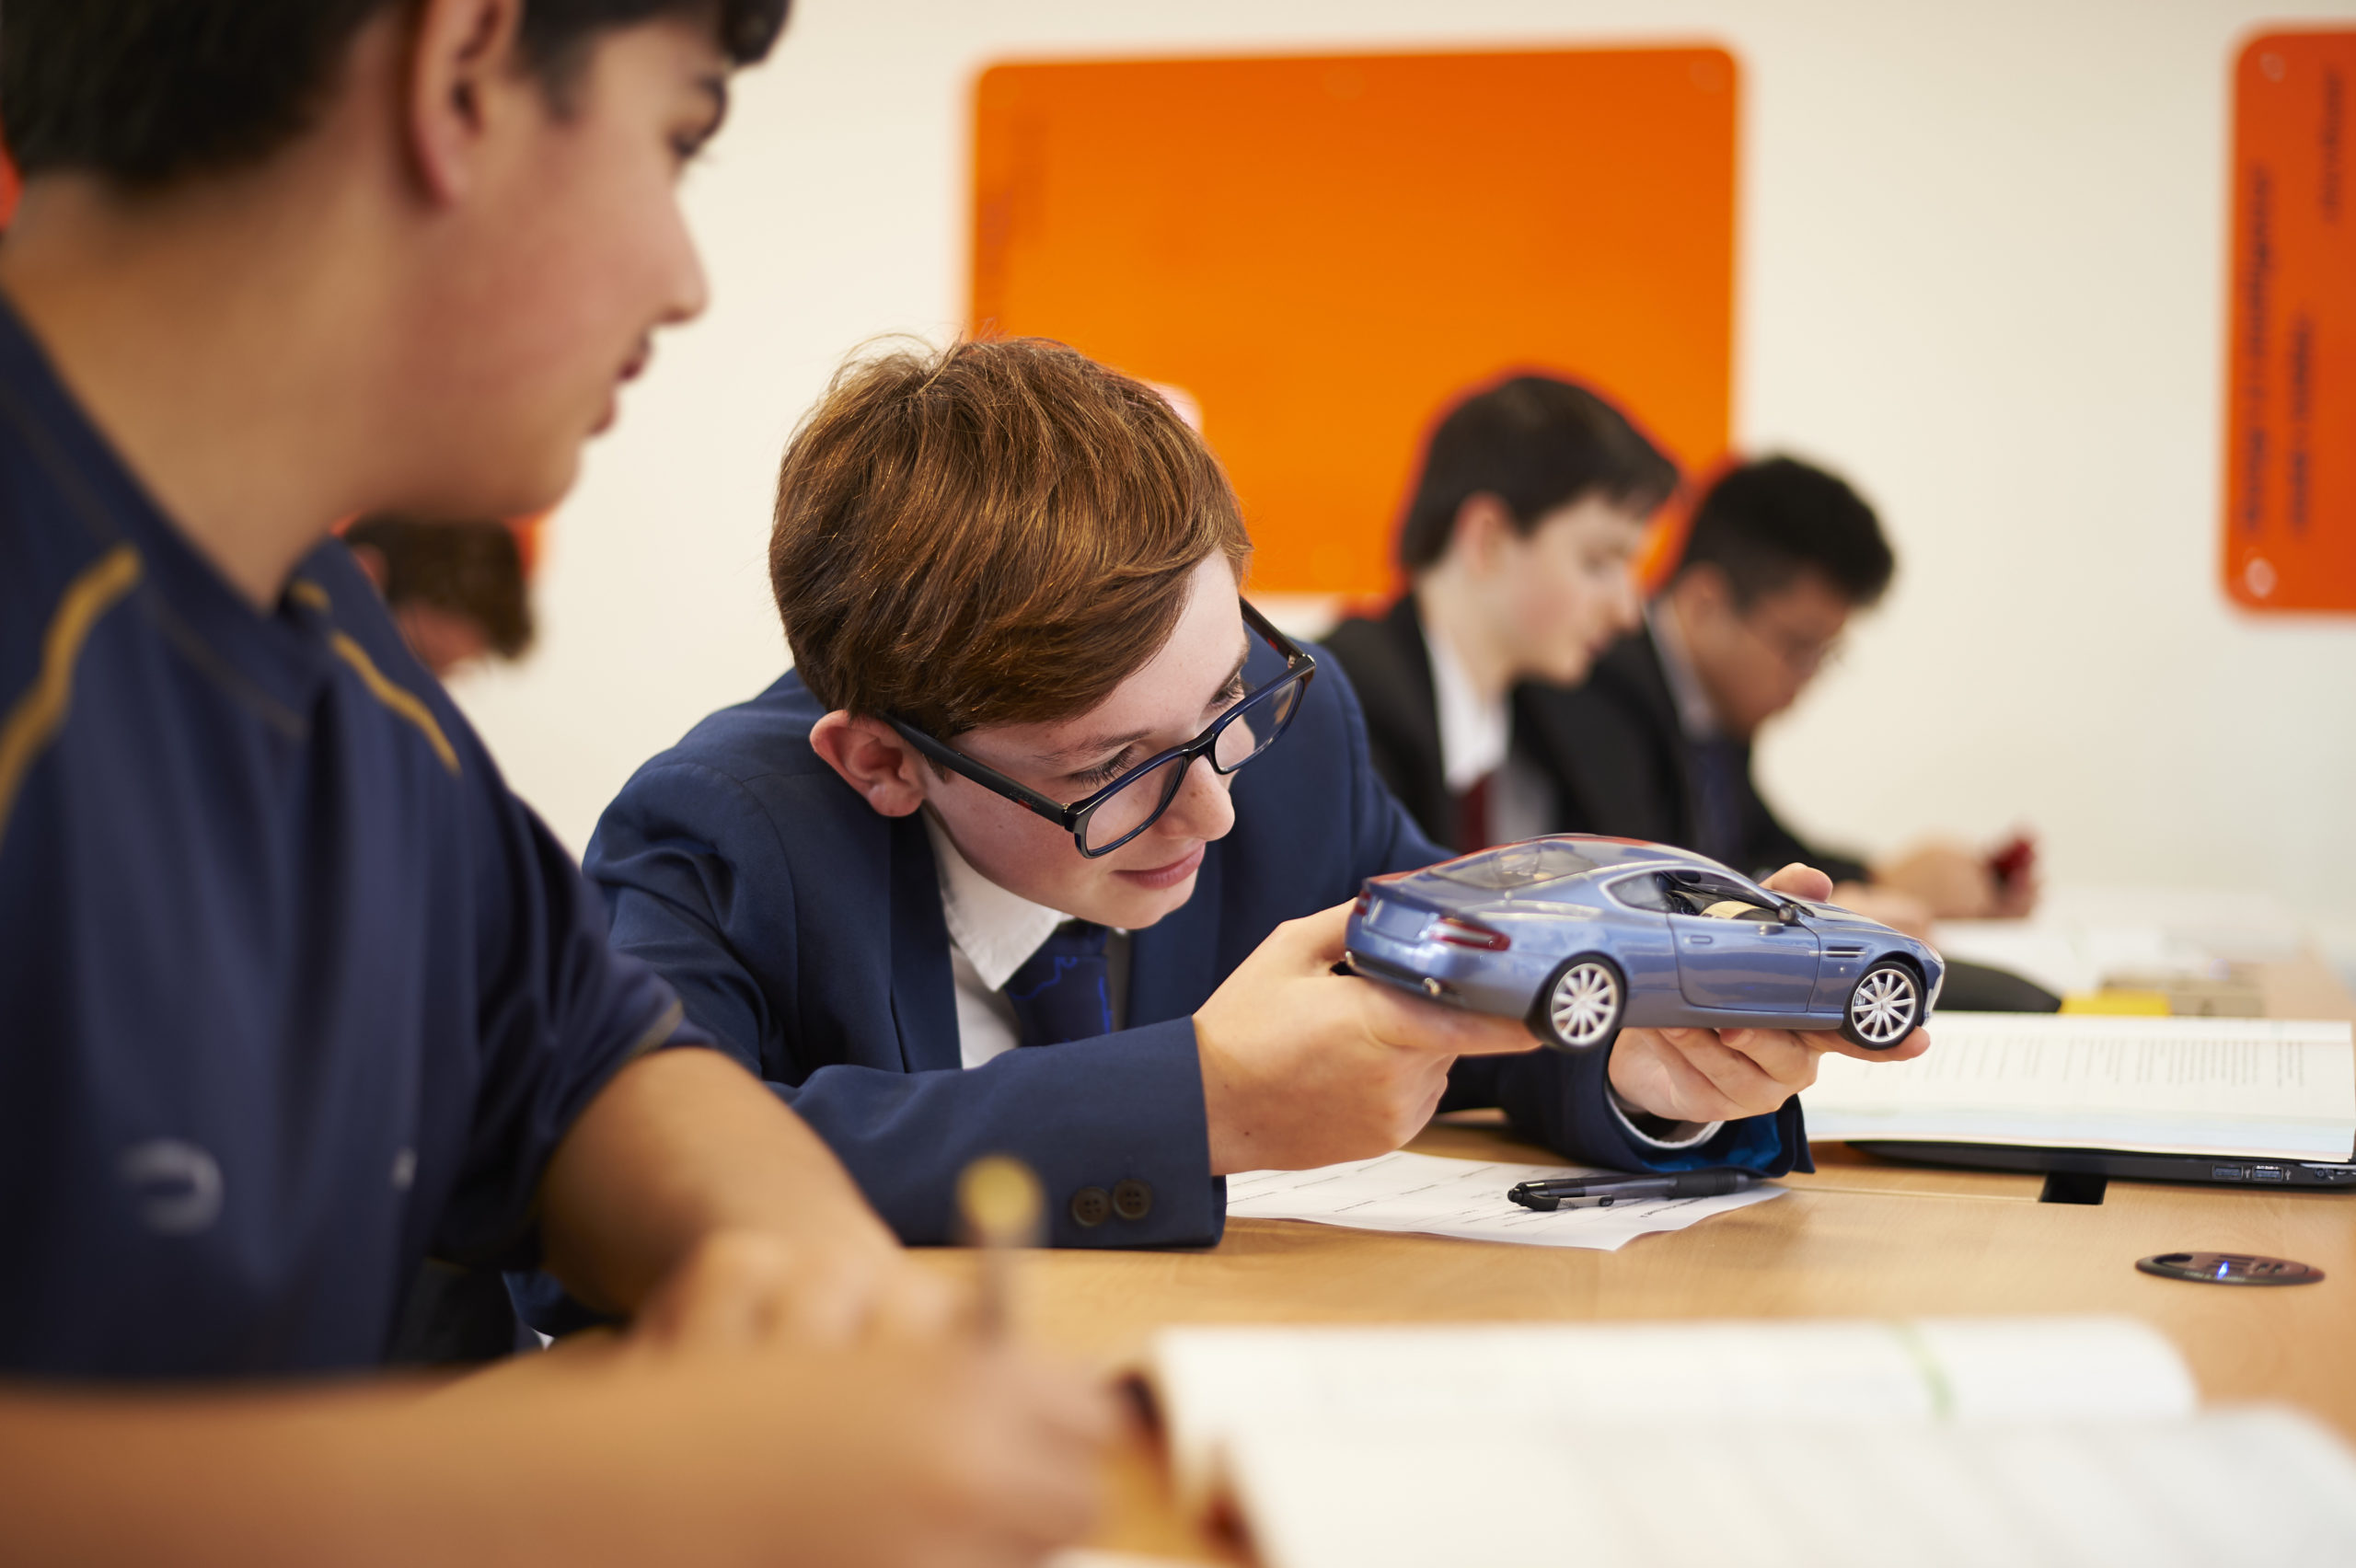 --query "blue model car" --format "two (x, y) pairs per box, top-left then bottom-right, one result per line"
(1344, 836), (1943, 1054)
